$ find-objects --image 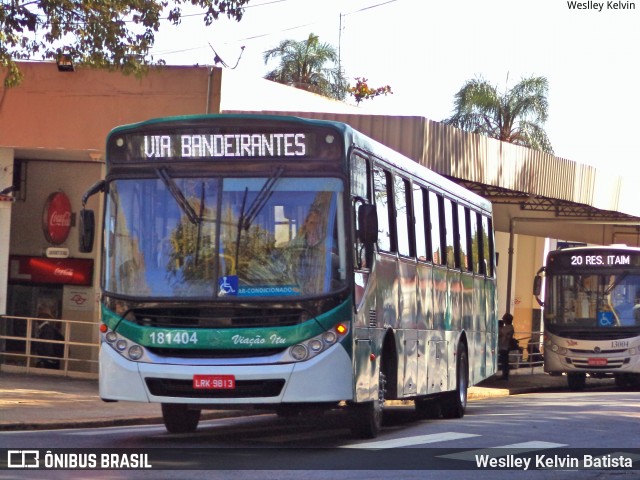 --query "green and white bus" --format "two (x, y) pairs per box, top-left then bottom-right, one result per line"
(80, 114), (498, 438)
